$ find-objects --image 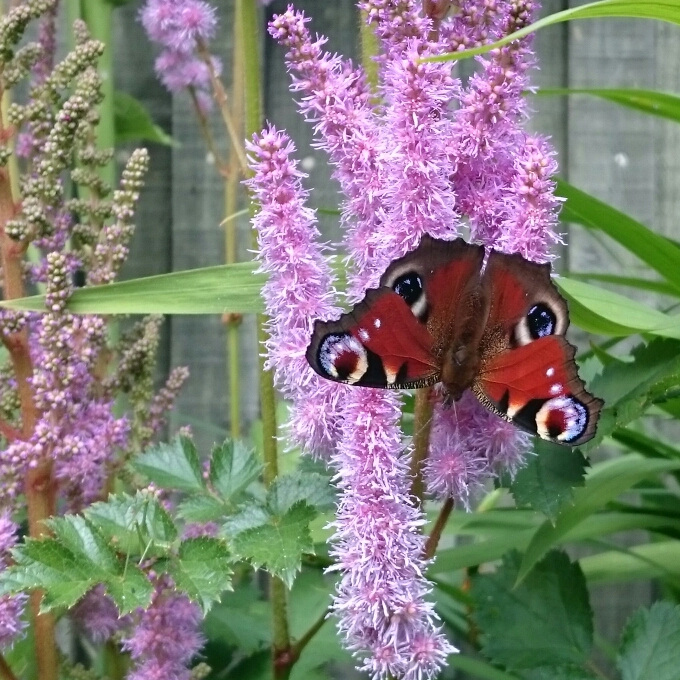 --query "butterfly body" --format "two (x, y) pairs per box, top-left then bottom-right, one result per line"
(306, 236), (603, 446)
